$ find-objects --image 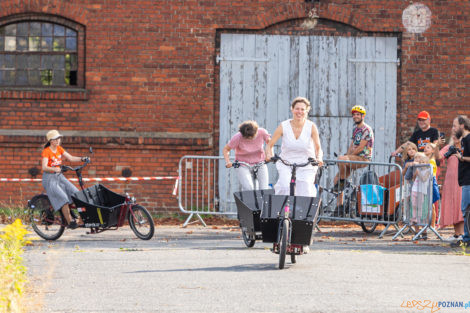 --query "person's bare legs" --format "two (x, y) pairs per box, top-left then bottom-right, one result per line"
(454, 221), (464, 236)
(61, 203), (73, 224)
(334, 155), (367, 206)
(334, 156), (351, 185)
